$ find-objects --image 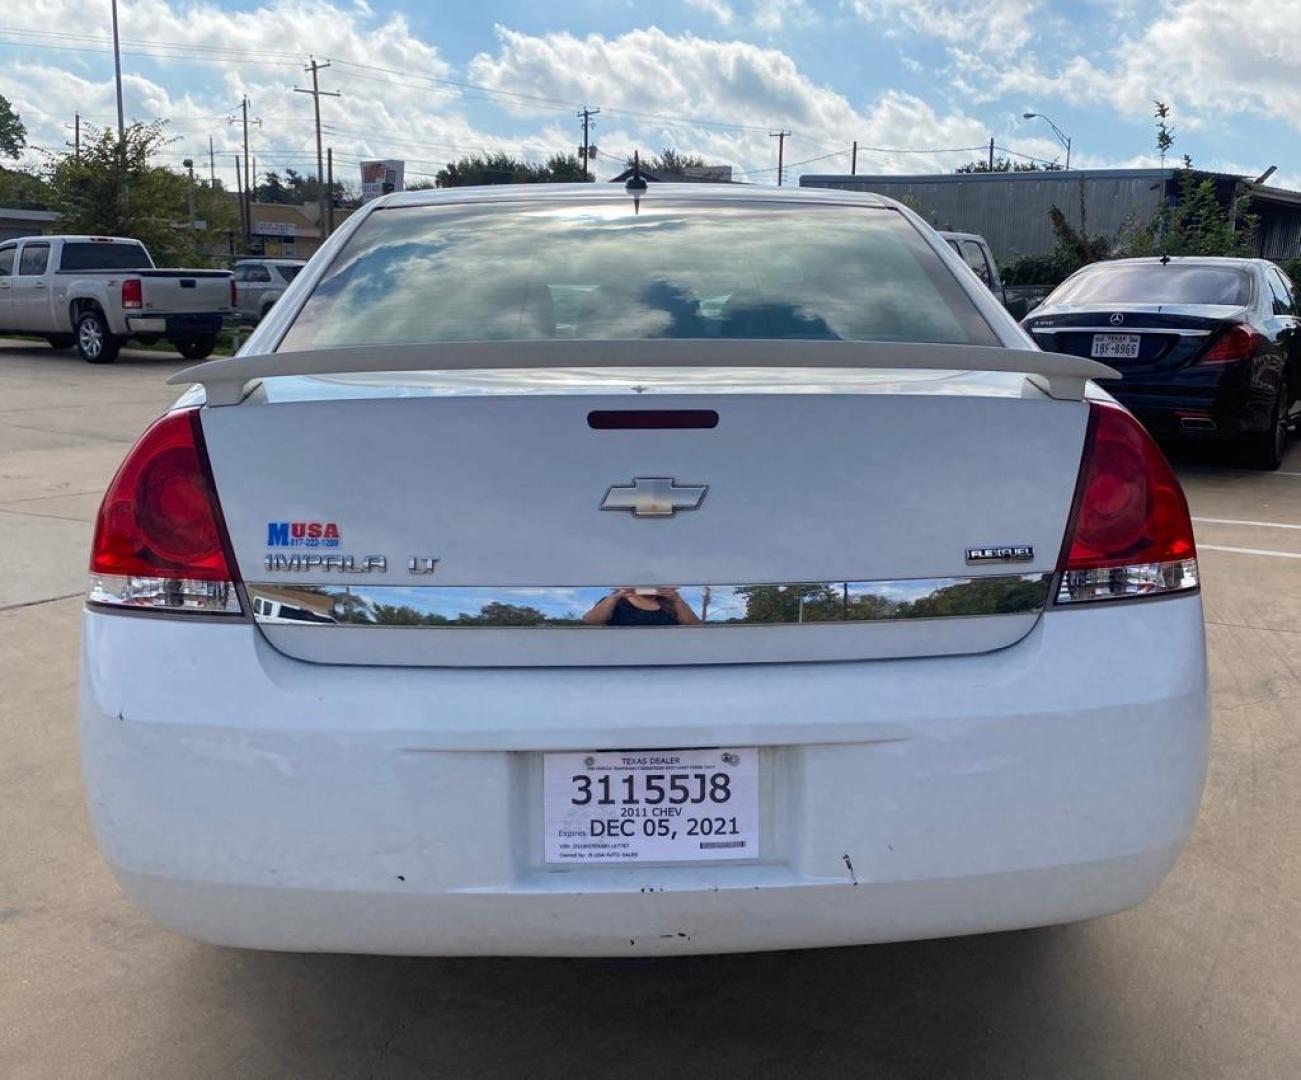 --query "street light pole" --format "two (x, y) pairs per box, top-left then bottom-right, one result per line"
(1023, 112), (1072, 170)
